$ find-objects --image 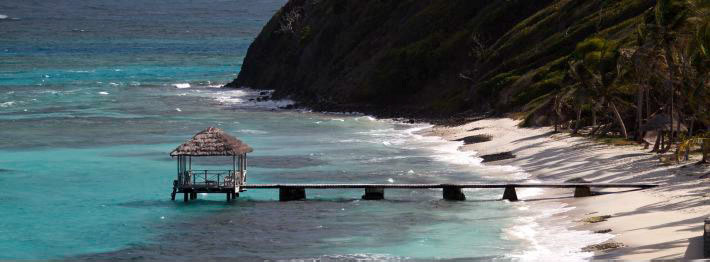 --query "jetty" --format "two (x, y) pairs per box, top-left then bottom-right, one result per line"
(244, 183), (658, 201)
(169, 128), (658, 203)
